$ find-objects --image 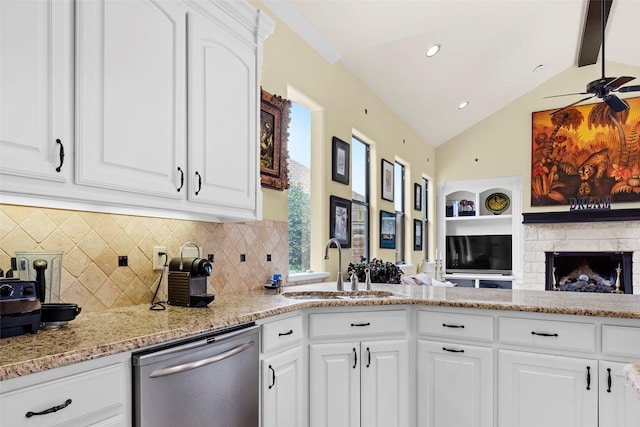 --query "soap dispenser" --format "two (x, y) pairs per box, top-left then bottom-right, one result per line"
(350, 272), (359, 291)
